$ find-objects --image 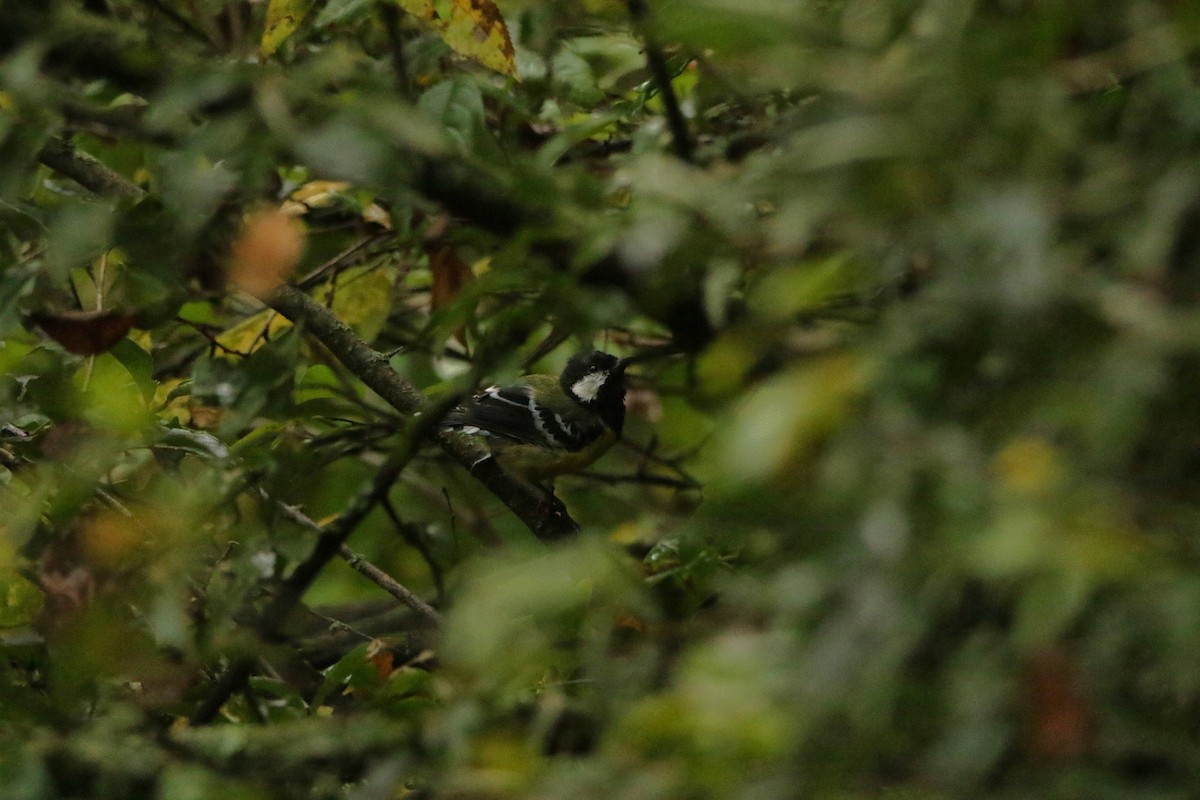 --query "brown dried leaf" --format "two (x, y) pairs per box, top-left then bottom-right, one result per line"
(429, 245), (474, 312)
(1024, 646), (1091, 760)
(27, 309), (136, 356)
